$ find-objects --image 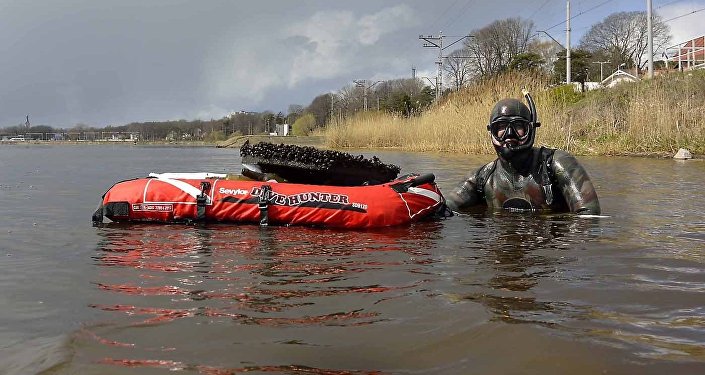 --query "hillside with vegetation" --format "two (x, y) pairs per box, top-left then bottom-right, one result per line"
(324, 70), (705, 156)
